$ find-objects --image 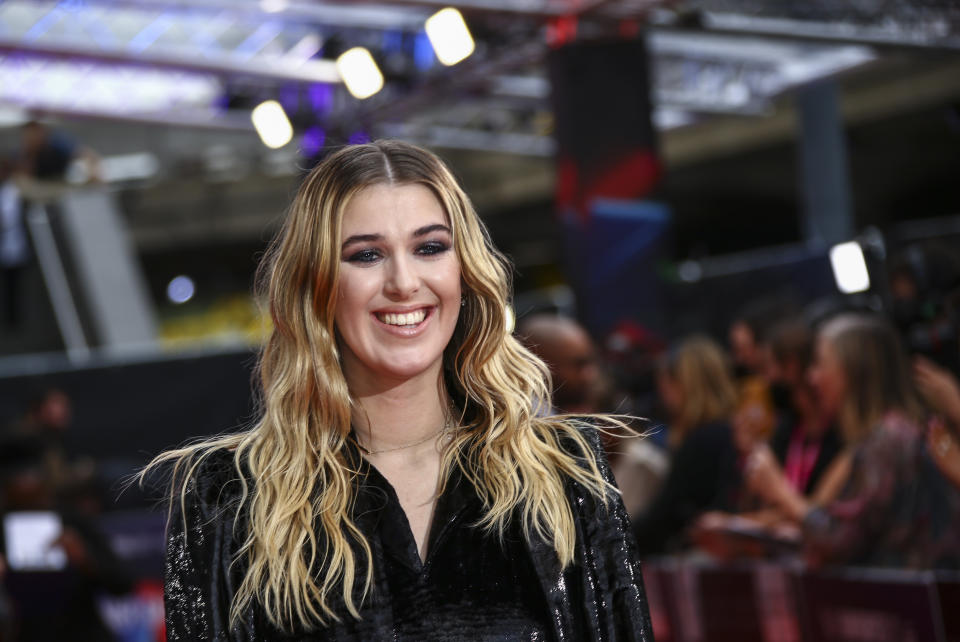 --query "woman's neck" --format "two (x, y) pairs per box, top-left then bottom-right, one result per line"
(348, 367), (450, 458)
